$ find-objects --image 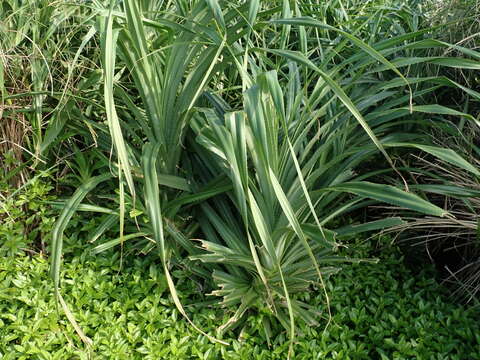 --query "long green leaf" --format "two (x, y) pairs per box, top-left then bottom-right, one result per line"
(102, 1), (135, 197)
(387, 142), (480, 176)
(51, 174), (112, 292)
(330, 181), (448, 217)
(142, 143), (228, 345)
